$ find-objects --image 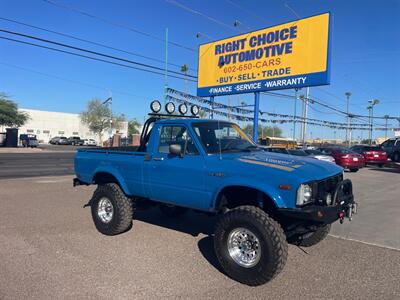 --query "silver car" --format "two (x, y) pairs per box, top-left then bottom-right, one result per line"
(304, 149), (336, 163)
